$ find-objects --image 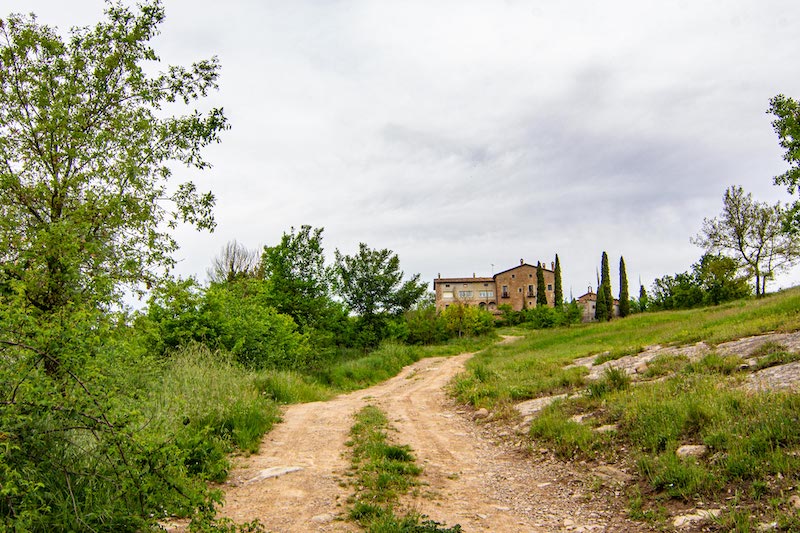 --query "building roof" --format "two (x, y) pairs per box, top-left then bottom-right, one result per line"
(434, 277), (494, 284)
(494, 262), (554, 277)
